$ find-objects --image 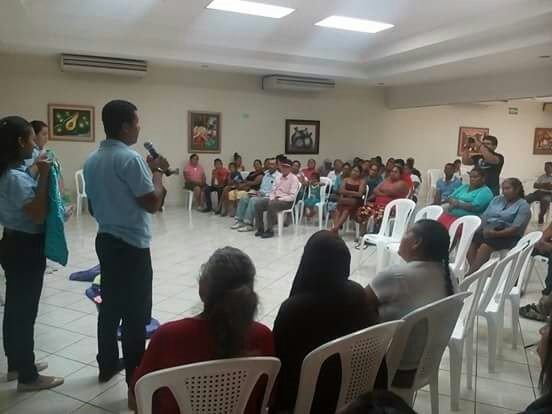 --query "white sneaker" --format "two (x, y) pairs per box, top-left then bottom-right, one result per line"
(17, 374), (64, 392)
(230, 221), (243, 229)
(238, 225), (254, 232)
(7, 361), (48, 382)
